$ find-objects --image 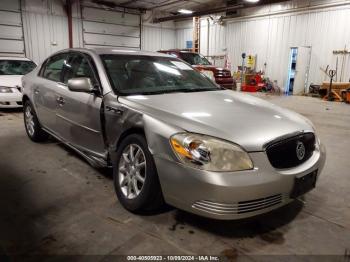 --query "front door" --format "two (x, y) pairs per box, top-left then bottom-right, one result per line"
(55, 52), (106, 156)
